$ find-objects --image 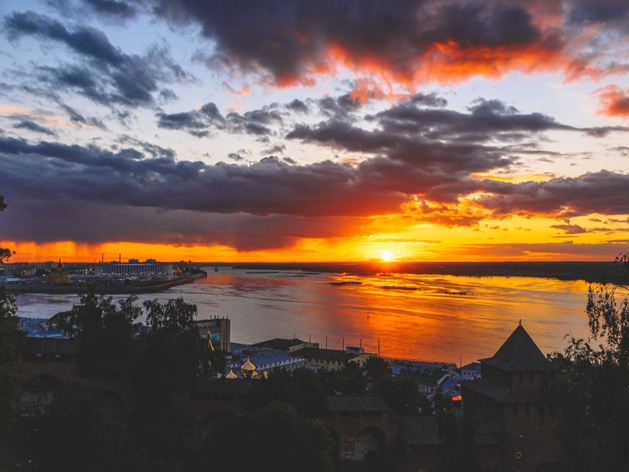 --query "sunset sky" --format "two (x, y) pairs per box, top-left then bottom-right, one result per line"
(1, 0), (628, 263)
